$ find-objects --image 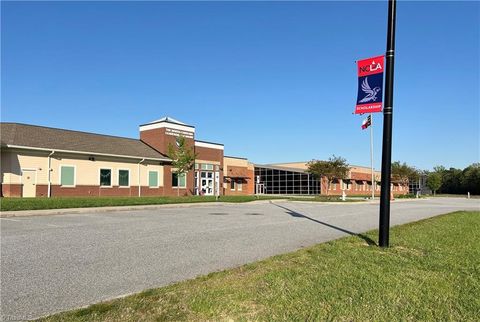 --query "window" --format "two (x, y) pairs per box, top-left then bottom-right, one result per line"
(118, 169), (129, 187)
(100, 169), (111, 187)
(237, 180), (242, 191)
(230, 179), (235, 190)
(195, 163), (199, 170)
(149, 171), (159, 188)
(201, 163), (214, 171)
(172, 172), (186, 188)
(60, 166), (75, 187)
